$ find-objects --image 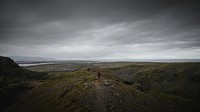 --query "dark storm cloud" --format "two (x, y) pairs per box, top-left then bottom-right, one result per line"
(0, 0), (200, 59)
(0, 0), (193, 27)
